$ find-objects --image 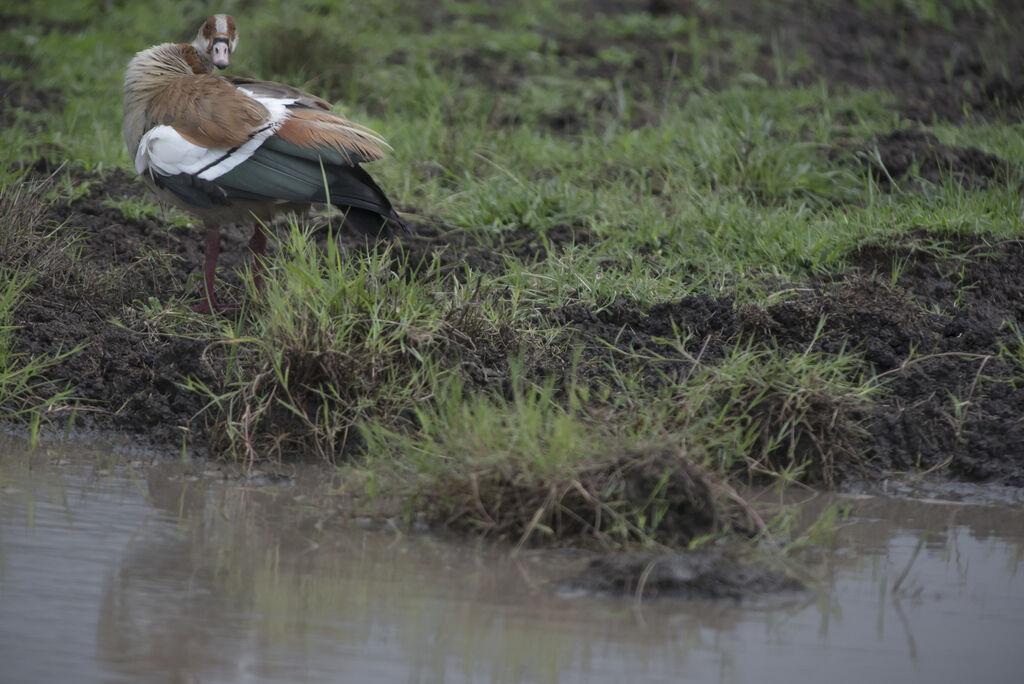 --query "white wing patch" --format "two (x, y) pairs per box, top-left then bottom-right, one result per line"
(135, 92), (297, 181)
(135, 126), (214, 176)
(237, 89), (293, 120)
